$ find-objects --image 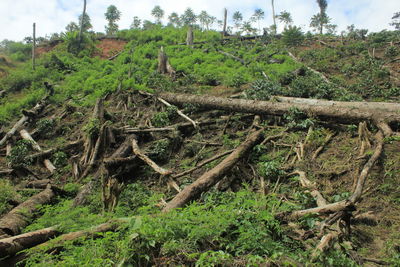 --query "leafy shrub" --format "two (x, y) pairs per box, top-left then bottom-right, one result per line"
(148, 139), (171, 162)
(258, 160), (285, 182)
(246, 79), (283, 100)
(36, 118), (55, 138)
(7, 139), (33, 168)
(284, 107), (316, 130)
(0, 180), (17, 215)
(282, 26), (305, 46)
(151, 112), (170, 127)
(385, 46), (399, 57)
(125, 190), (297, 265)
(52, 151), (68, 168)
